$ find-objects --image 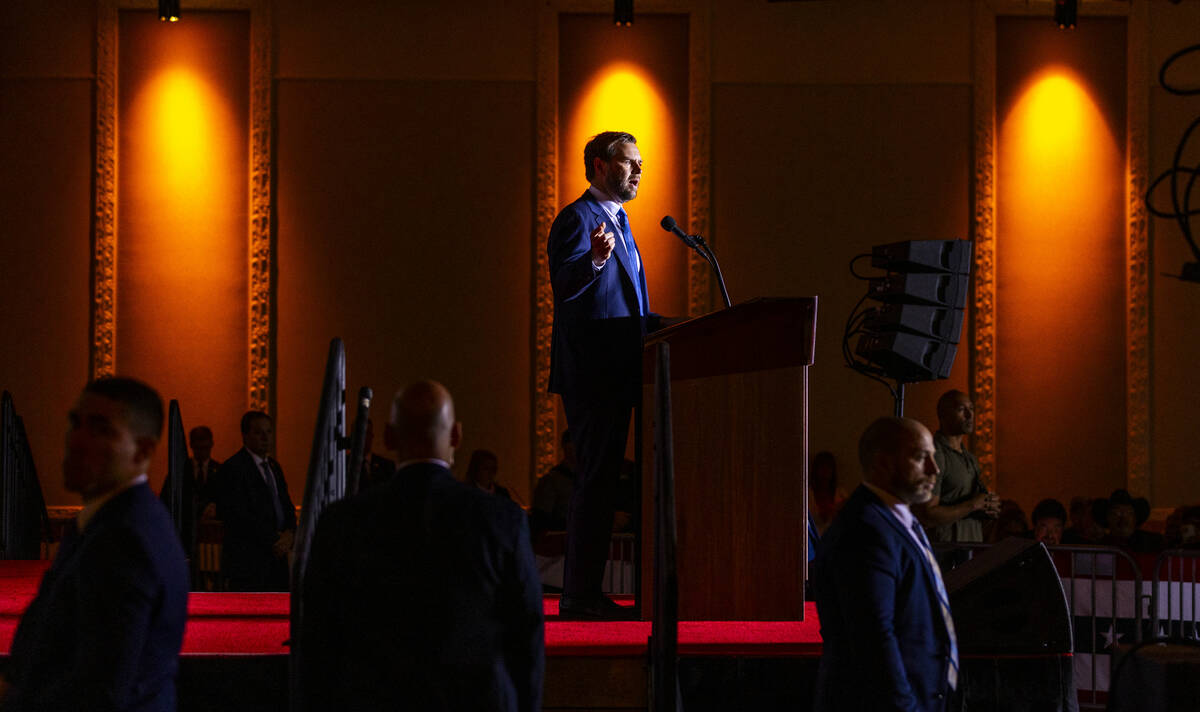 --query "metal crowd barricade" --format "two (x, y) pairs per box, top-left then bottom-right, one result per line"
(602, 532), (637, 595)
(1151, 549), (1200, 641)
(932, 541), (1146, 710)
